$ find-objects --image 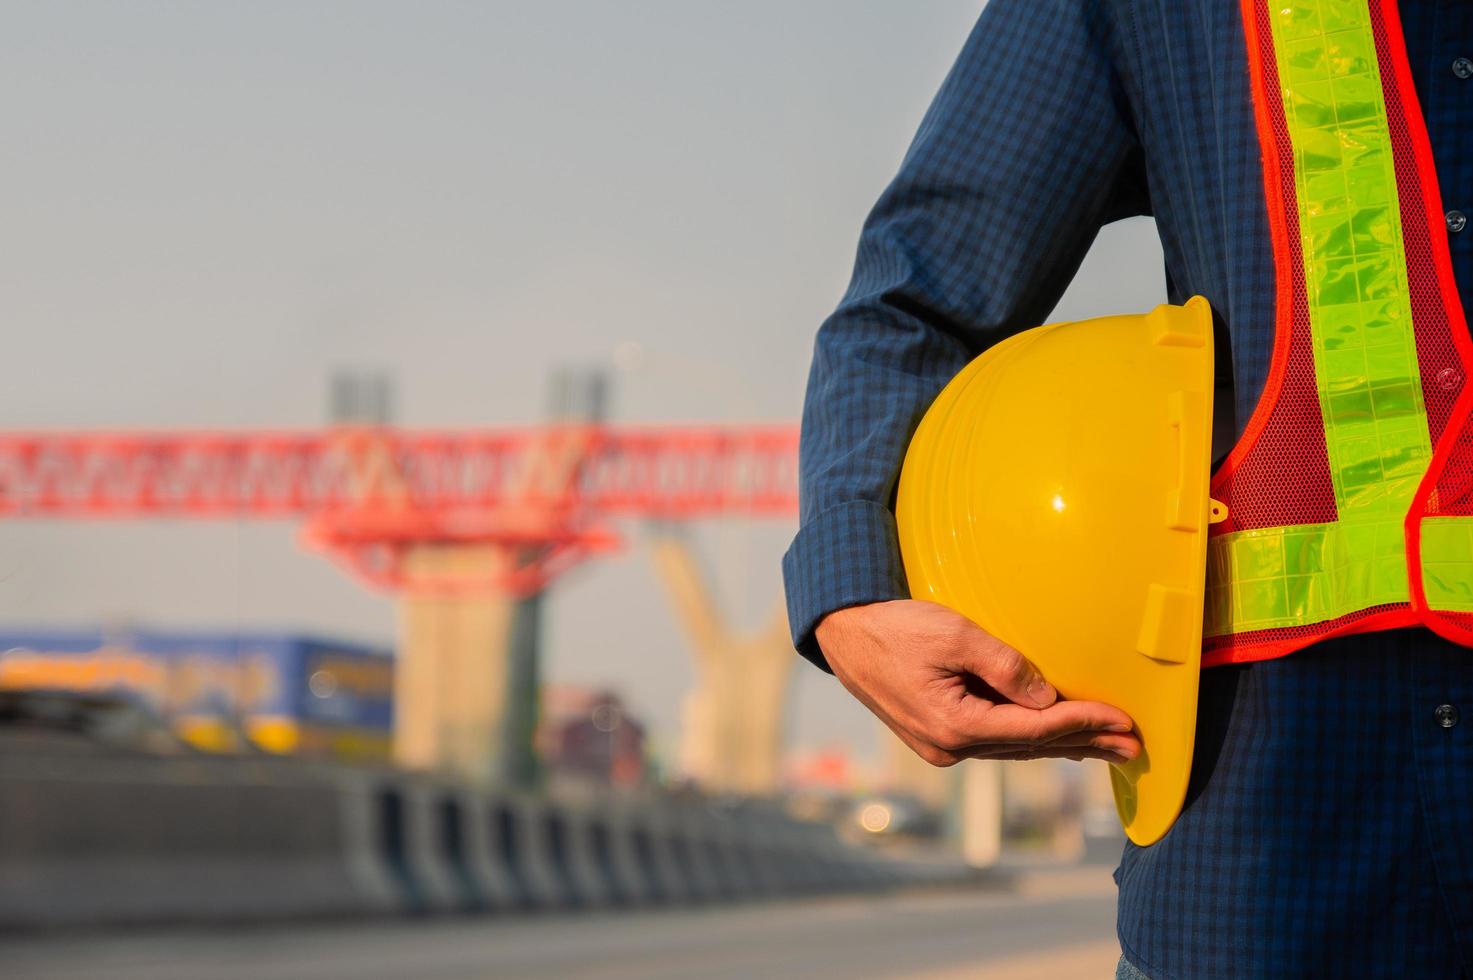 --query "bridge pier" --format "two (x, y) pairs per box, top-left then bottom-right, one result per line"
(394, 546), (540, 788)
